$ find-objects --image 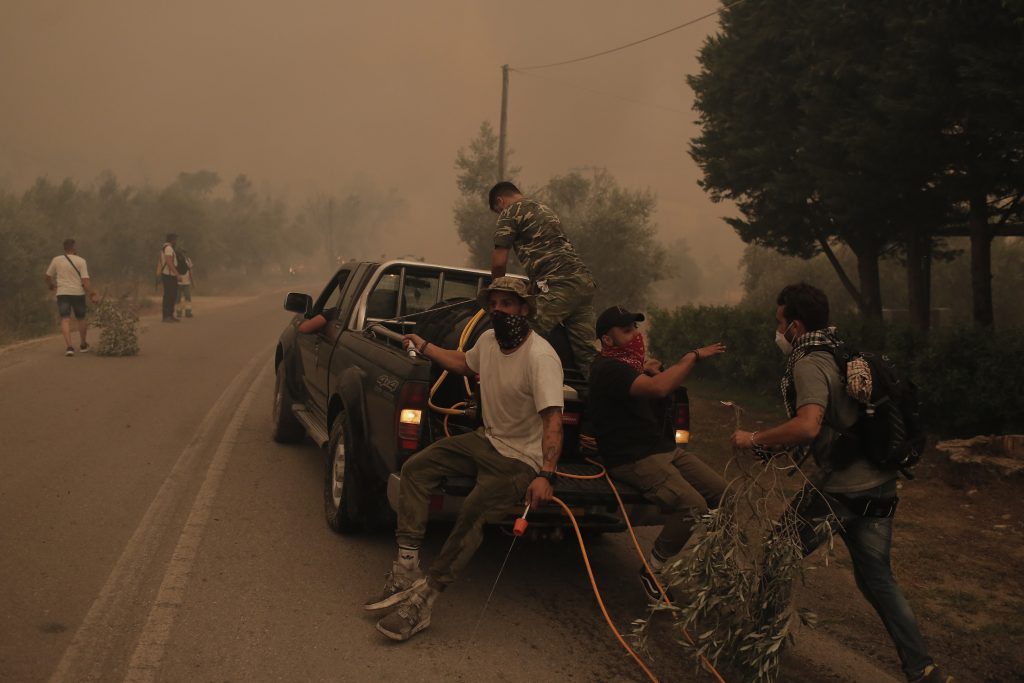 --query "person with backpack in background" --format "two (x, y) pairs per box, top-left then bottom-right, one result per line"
(175, 249), (195, 319)
(730, 283), (951, 683)
(45, 238), (100, 356)
(157, 233), (180, 323)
